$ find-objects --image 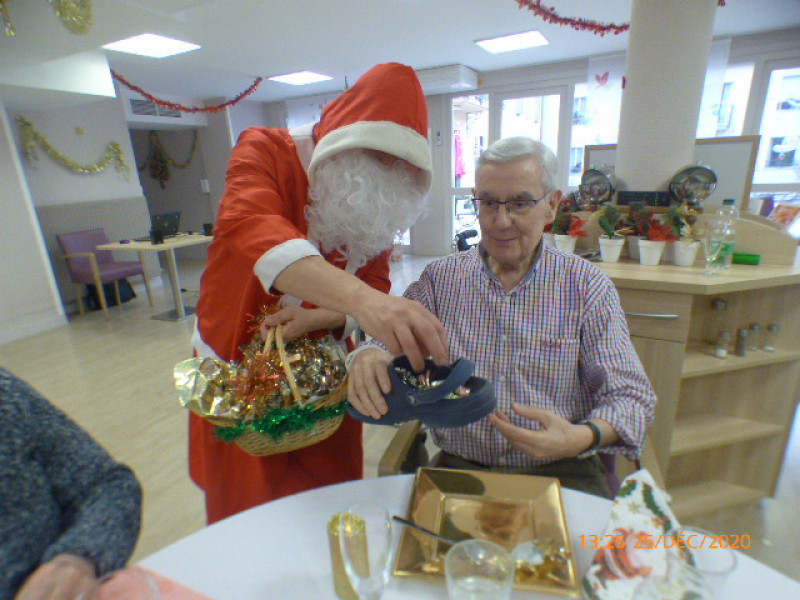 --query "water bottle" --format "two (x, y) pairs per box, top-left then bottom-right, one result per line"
(710, 198), (739, 270)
